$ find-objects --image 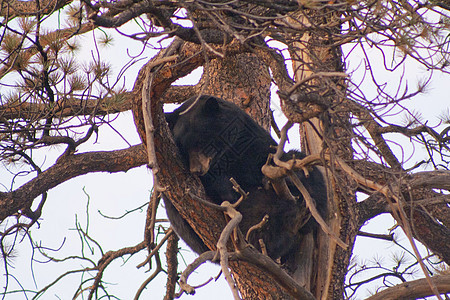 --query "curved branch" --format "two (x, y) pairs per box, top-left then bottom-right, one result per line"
(350, 160), (450, 263)
(0, 144), (147, 221)
(89, 2), (231, 45)
(262, 153), (450, 264)
(90, 241), (146, 299)
(253, 44), (294, 92)
(89, 1), (160, 28)
(366, 274), (450, 300)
